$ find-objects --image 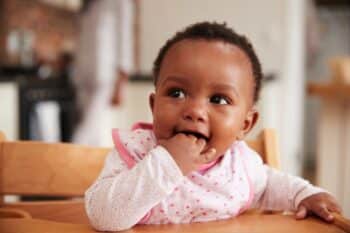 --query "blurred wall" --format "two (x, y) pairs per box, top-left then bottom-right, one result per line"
(0, 1), (5, 64)
(112, 82), (154, 133)
(138, 0), (285, 74)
